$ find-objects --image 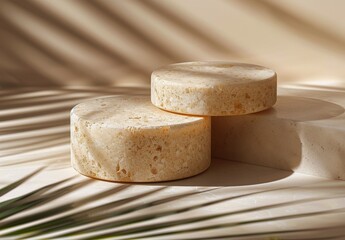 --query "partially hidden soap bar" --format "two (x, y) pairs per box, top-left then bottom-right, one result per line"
(151, 61), (277, 116)
(71, 96), (211, 182)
